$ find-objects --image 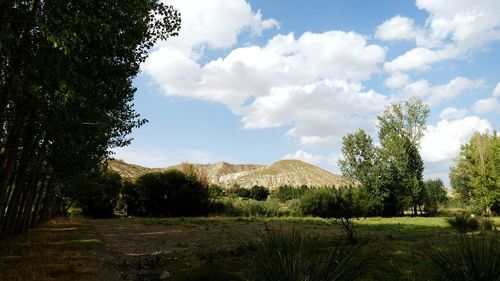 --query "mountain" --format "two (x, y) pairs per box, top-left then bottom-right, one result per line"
(108, 159), (350, 189)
